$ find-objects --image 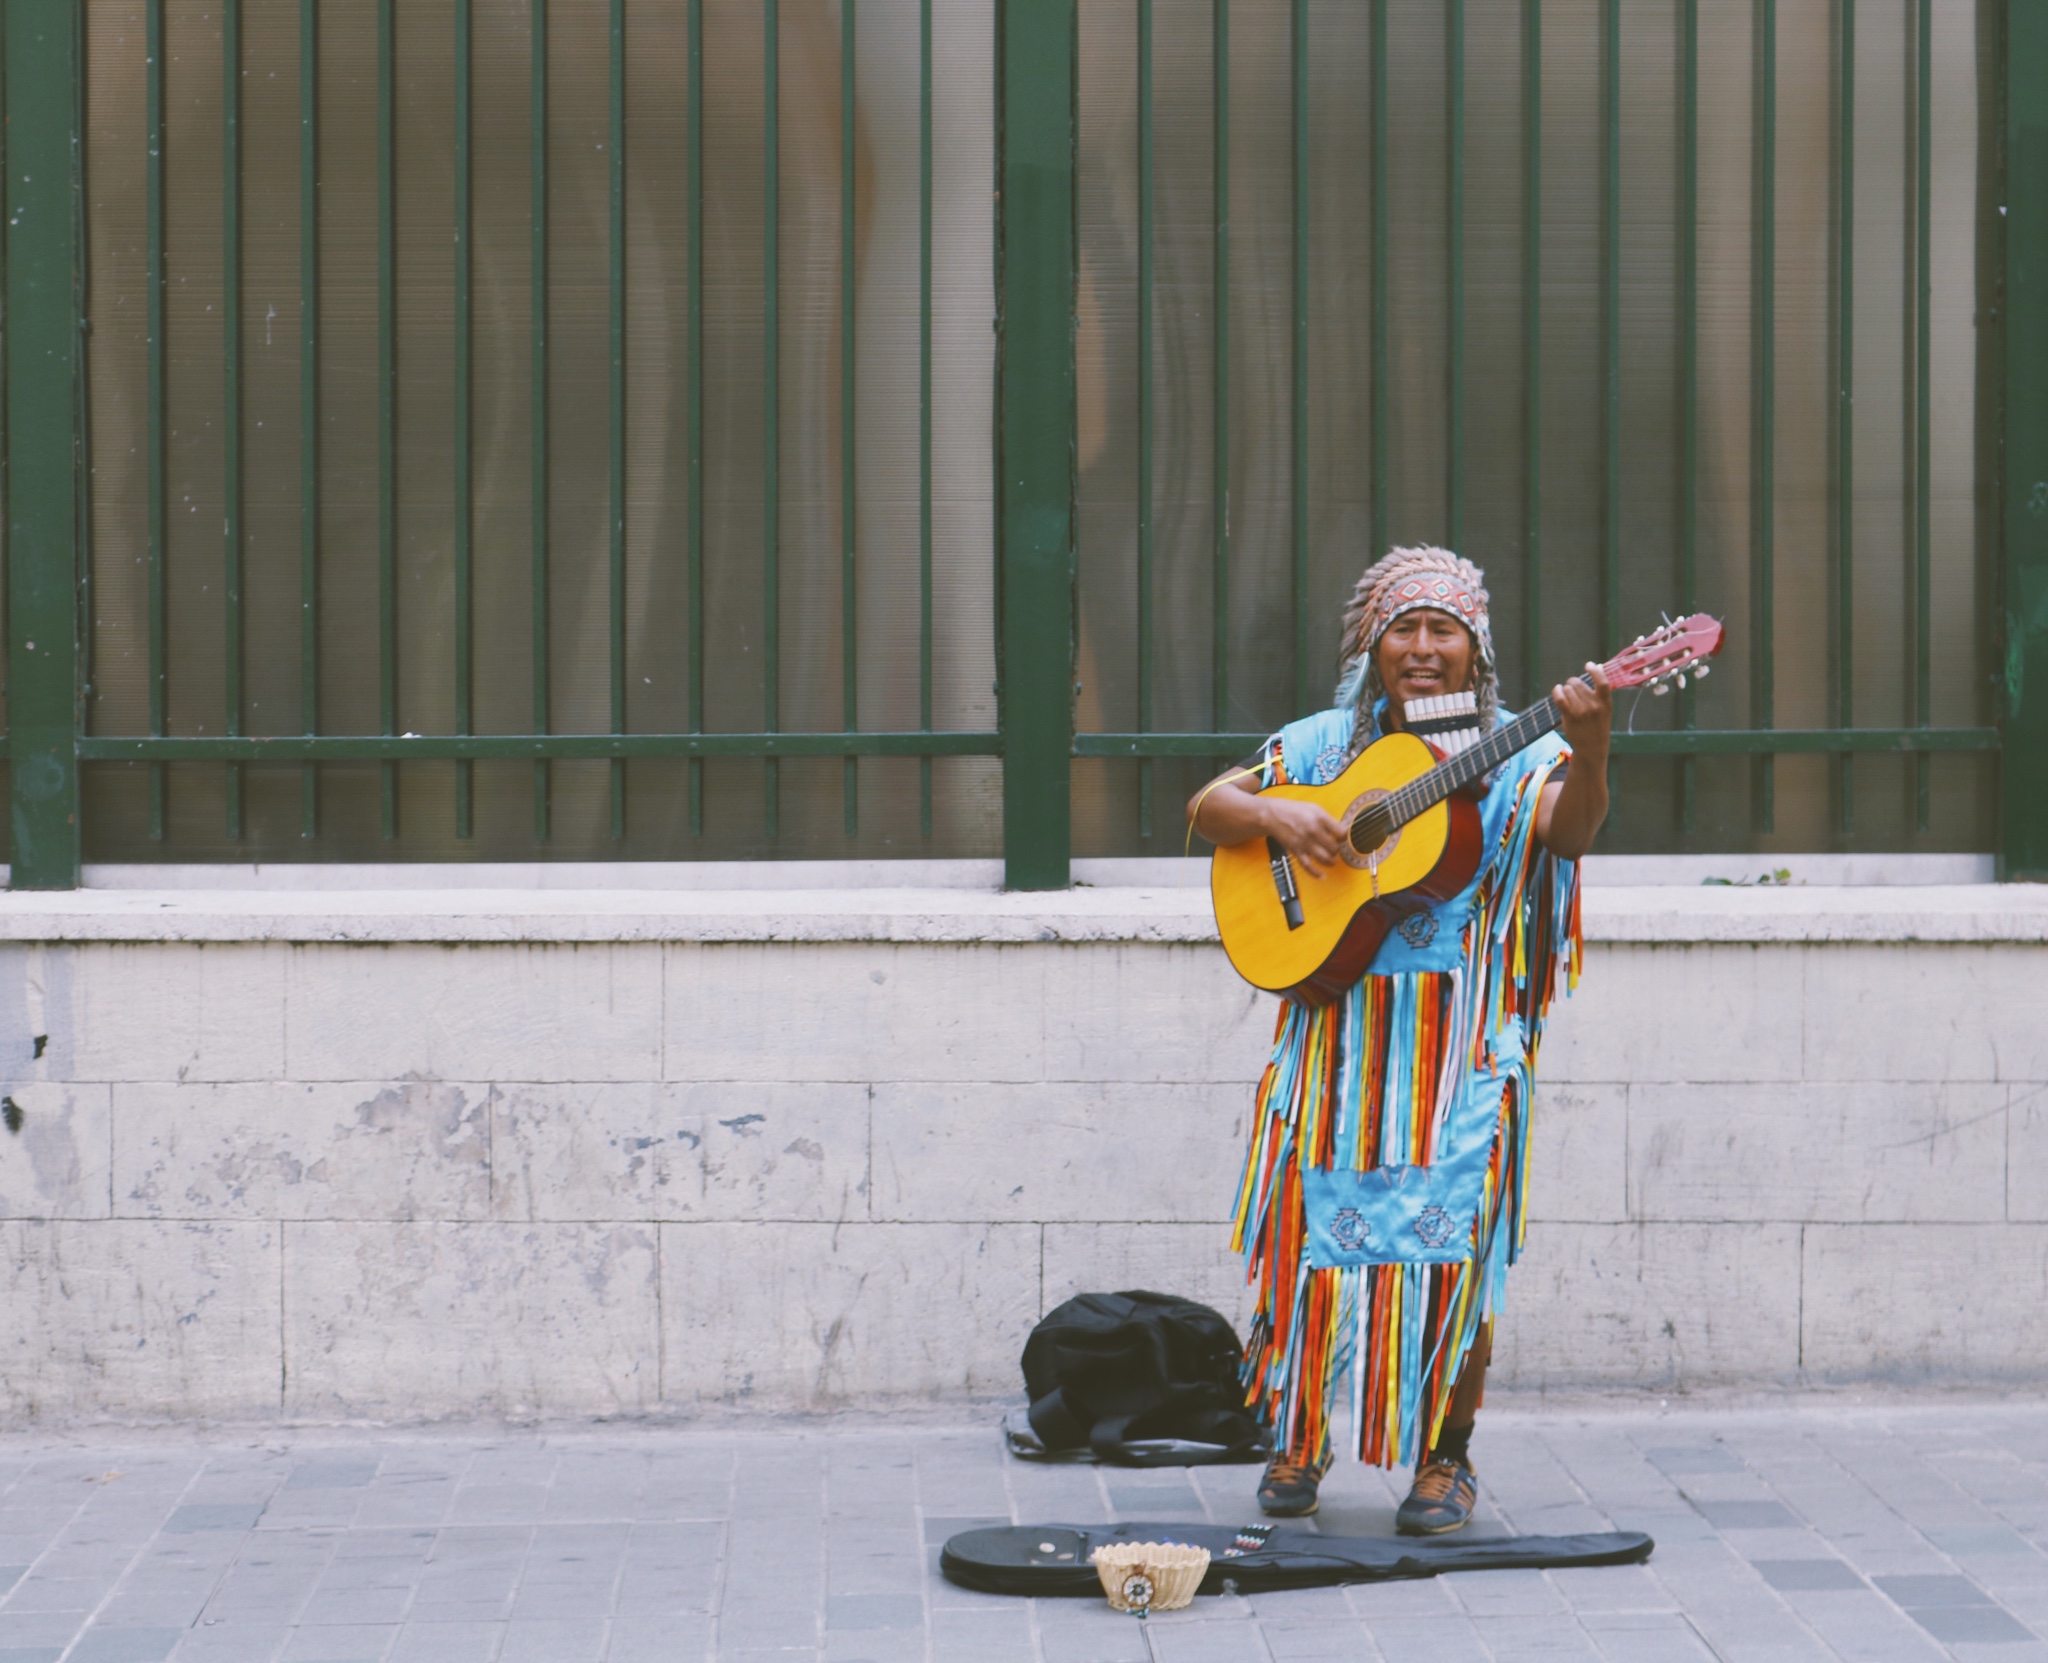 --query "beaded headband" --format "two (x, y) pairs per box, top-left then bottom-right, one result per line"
(1333, 547), (1499, 739)
(1366, 570), (1492, 664)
